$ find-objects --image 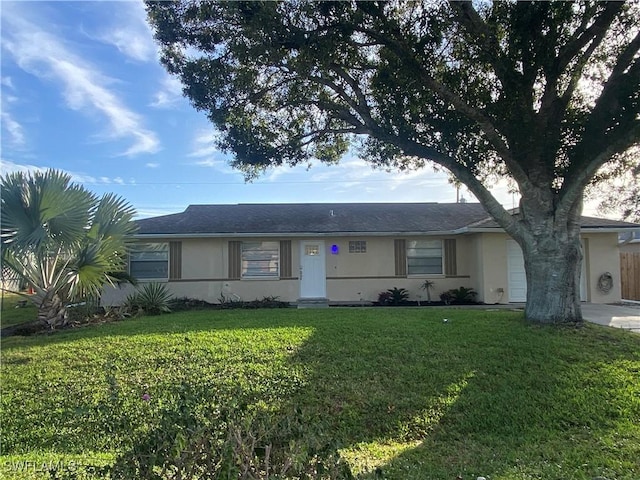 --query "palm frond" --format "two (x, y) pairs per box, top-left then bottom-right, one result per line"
(1, 168), (138, 308)
(1, 170), (95, 253)
(88, 193), (138, 242)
